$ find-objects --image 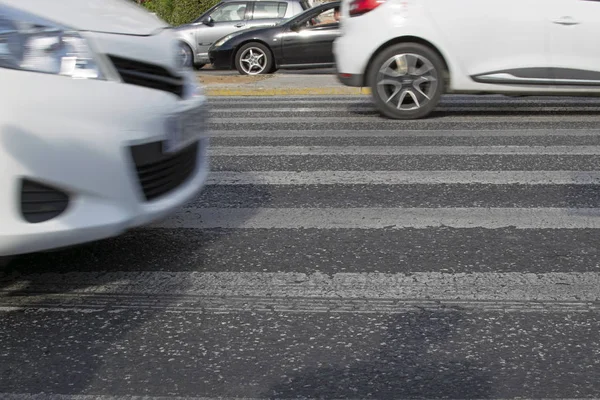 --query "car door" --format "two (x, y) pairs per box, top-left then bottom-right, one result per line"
(425, 0), (551, 85)
(248, 1), (291, 28)
(545, 0), (600, 86)
(280, 5), (340, 65)
(195, 2), (251, 56)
